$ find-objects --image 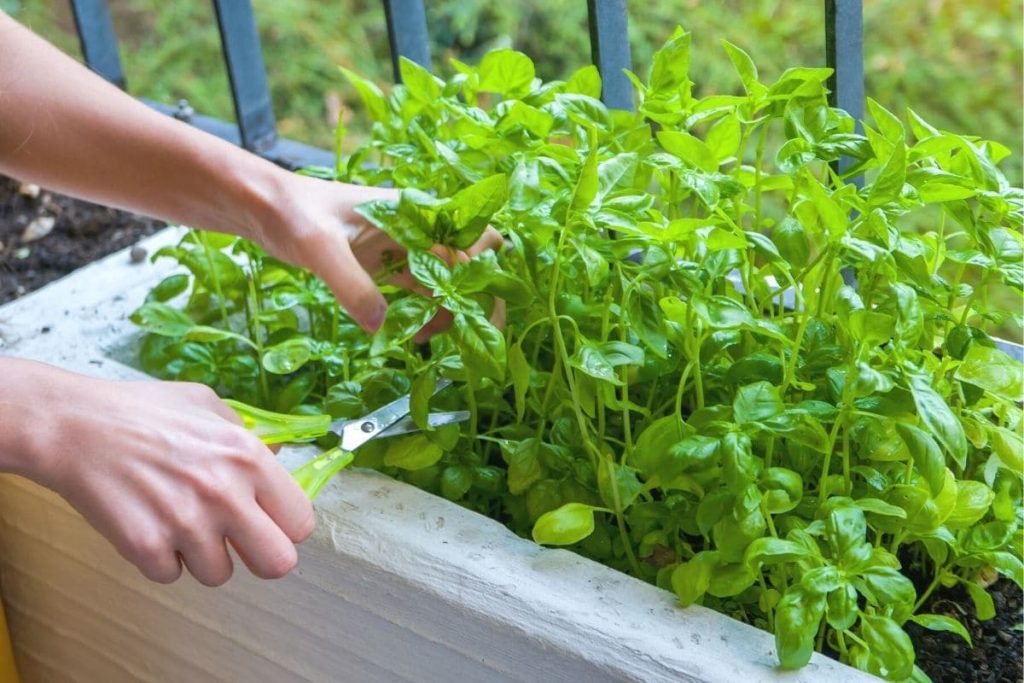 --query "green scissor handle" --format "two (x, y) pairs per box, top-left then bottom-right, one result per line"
(225, 400), (354, 499)
(224, 399), (332, 445)
(290, 447), (356, 500)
